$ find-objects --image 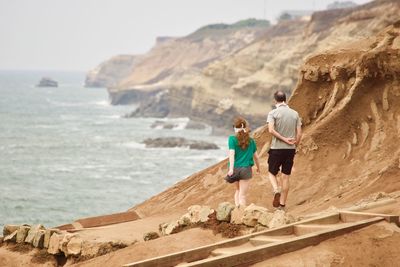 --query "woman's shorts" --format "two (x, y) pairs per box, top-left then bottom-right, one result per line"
(225, 166), (253, 183)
